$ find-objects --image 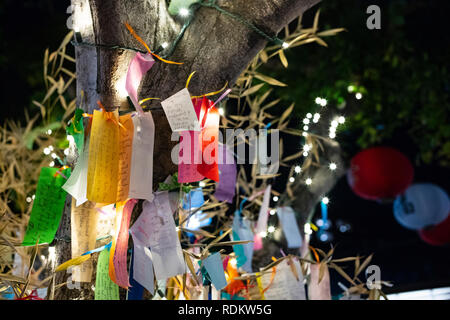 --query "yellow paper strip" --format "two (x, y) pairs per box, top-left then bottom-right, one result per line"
(116, 114), (134, 202)
(87, 109), (120, 204)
